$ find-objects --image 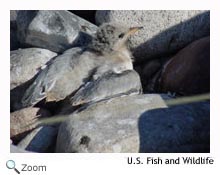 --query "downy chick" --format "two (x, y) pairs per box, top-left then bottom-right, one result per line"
(21, 23), (142, 107)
